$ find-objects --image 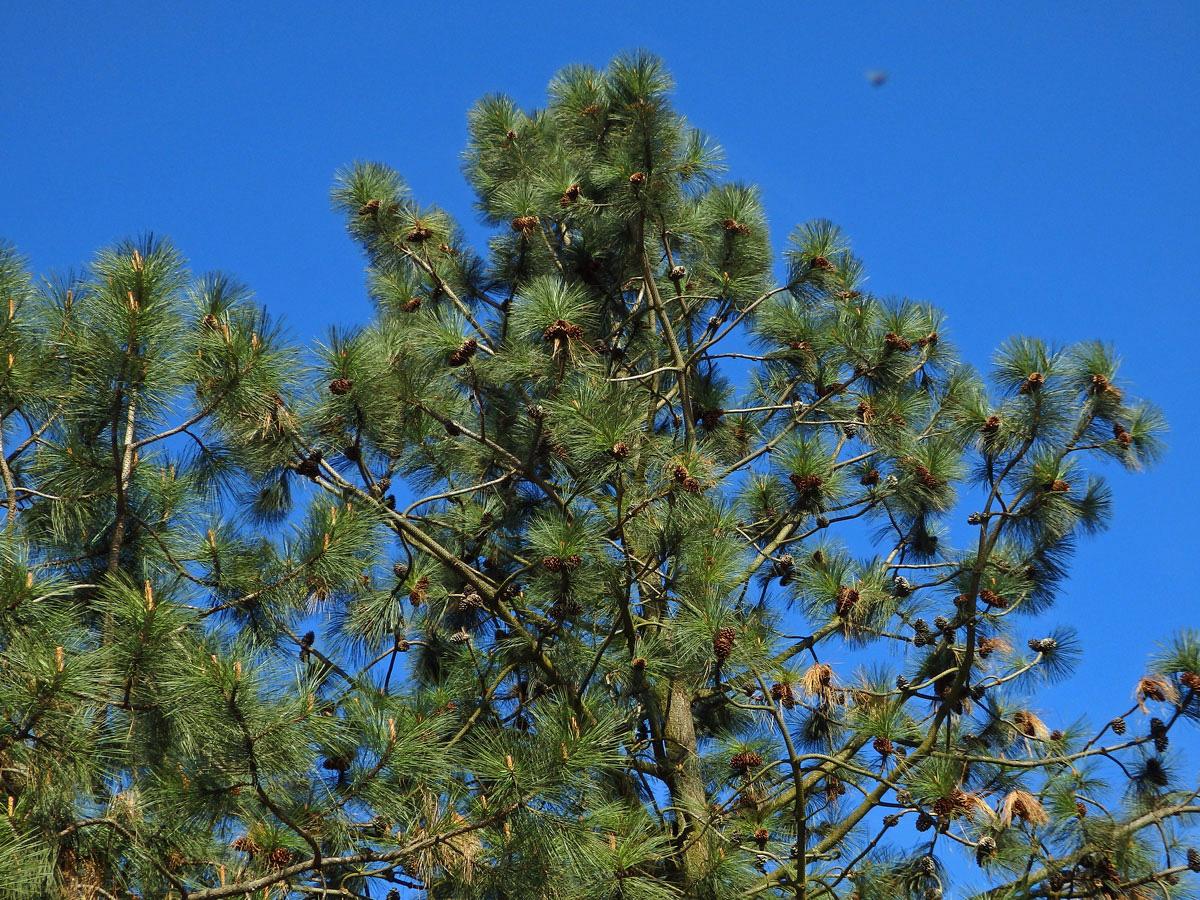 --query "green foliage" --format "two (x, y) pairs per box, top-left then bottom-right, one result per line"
(0, 51), (1192, 900)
